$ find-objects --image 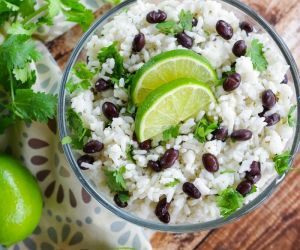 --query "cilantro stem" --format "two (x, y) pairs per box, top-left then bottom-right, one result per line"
(22, 5), (49, 25)
(8, 71), (15, 103)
